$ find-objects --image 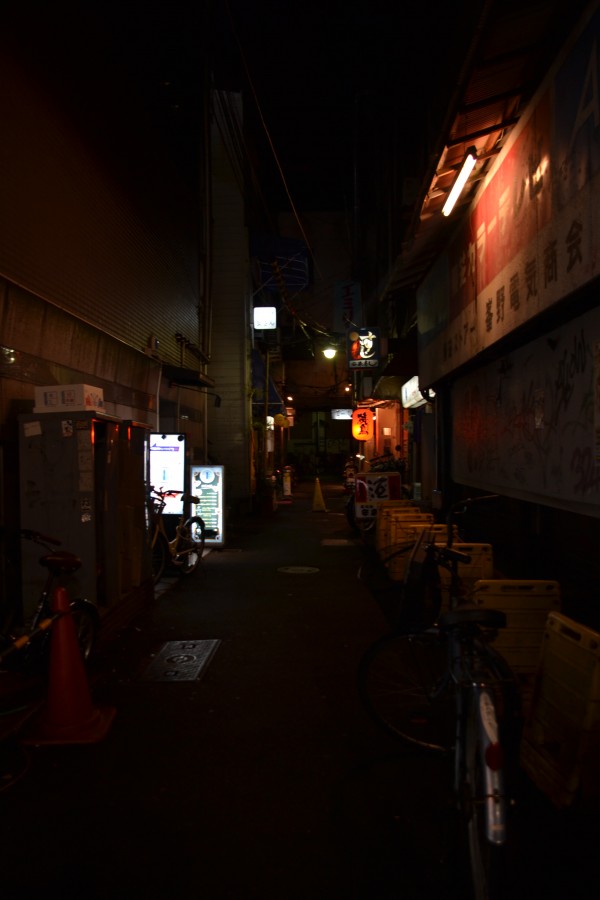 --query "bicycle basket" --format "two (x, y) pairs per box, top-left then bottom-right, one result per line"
(148, 496), (166, 518)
